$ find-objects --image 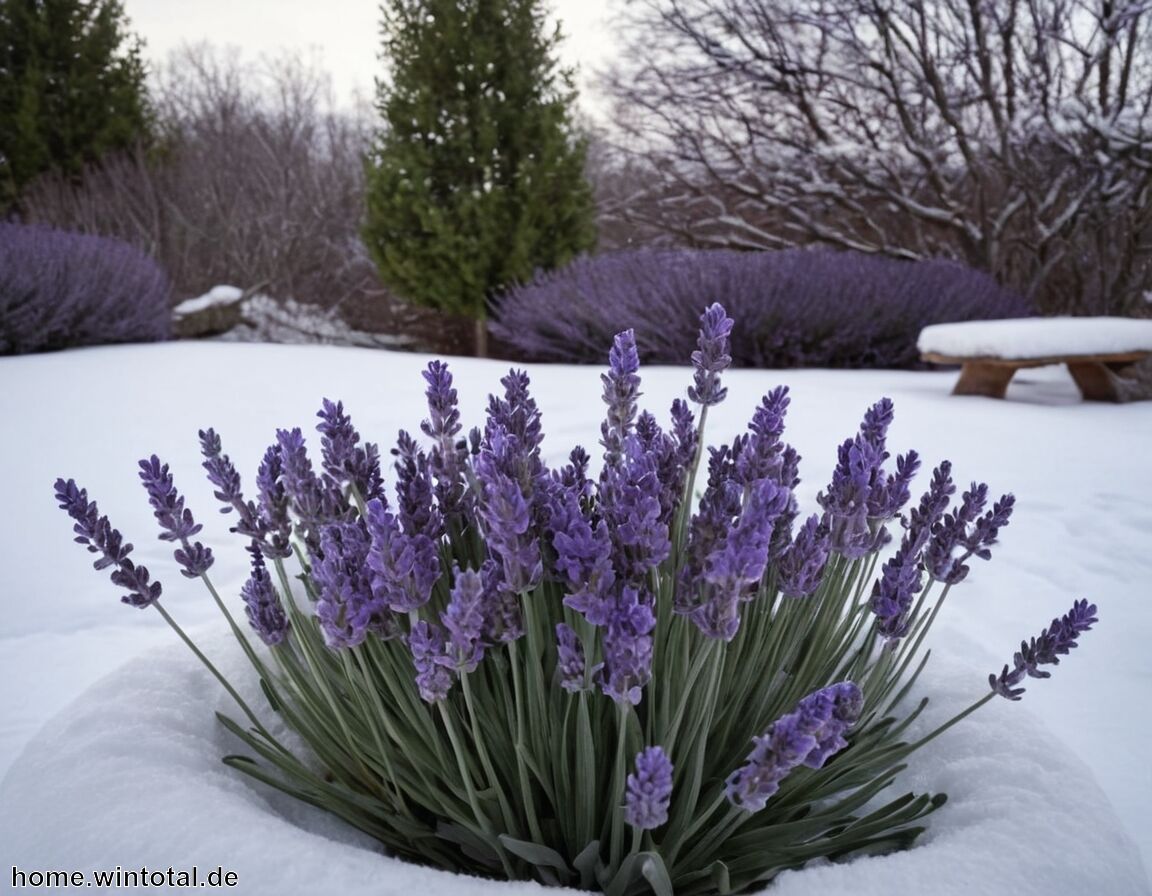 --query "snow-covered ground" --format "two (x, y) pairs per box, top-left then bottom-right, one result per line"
(1, 341), (1149, 894)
